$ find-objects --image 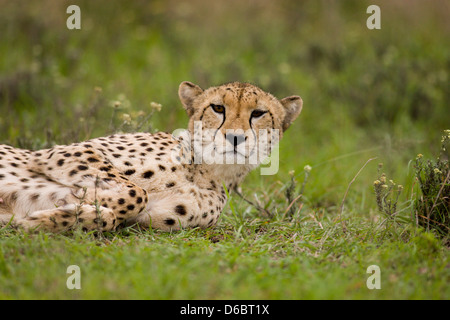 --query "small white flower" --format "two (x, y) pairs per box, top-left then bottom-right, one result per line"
(111, 100), (121, 108)
(121, 113), (131, 125)
(303, 165), (312, 173)
(150, 102), (162, 112)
